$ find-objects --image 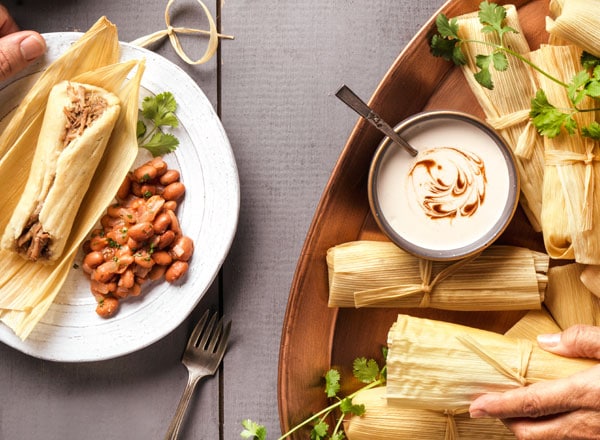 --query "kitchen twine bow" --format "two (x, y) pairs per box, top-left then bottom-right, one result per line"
(545, 148), (599, 232)
(353, 253), (481, 308)
(130, 0), (234, 65)
(486, 109), (543, 160)
(442, 408), (469, 440)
